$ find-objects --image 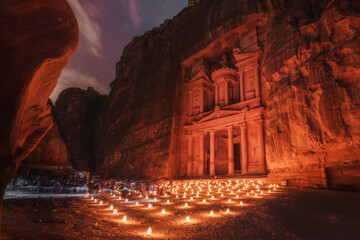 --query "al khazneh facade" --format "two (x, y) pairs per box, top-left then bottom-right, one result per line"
(180, 47), (266, 177)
